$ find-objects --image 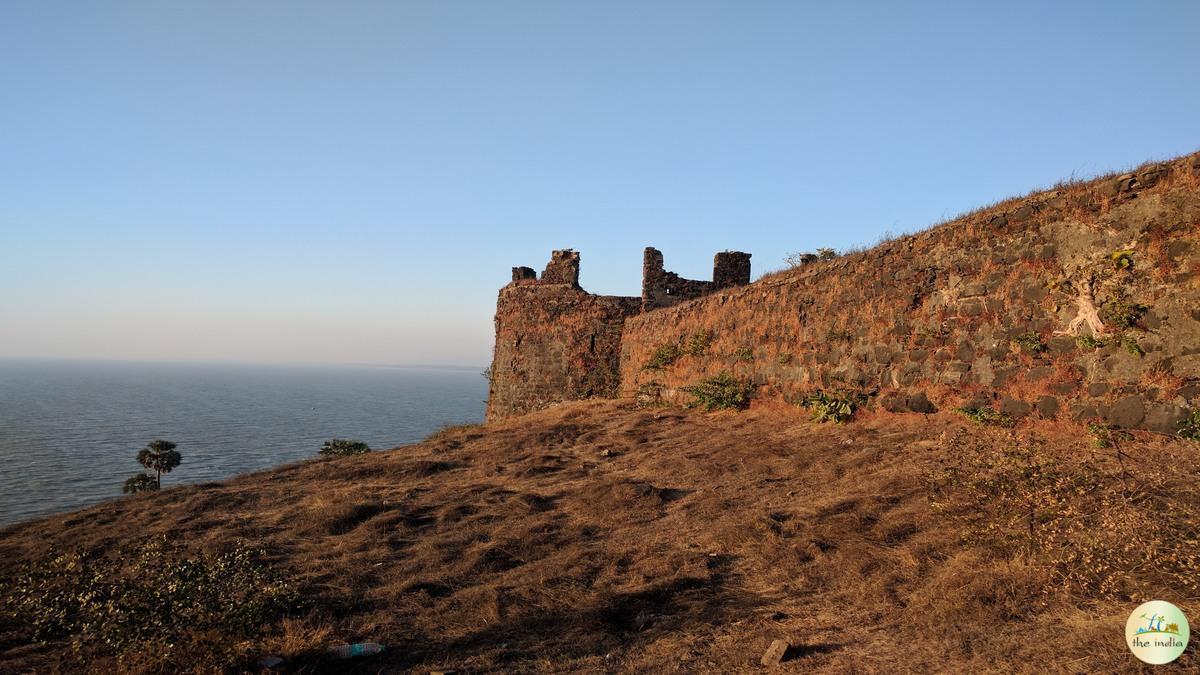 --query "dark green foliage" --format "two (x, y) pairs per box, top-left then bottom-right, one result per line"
(1180, 410), (1200, 442)
(734, 347), (754, 362)
(1076, 334), (1107, 349)
(0, 536), (297, 668)
(683, 330), (713, 357)
(122, 474), (158, 494)
(682, 372), (754, 411)
(136, 439), (181, 489)
(955, 406), (1015, 428)
(1011, 331), (1045, 353)
(643, 343), (682, 370)
(800, 390), (862, 424)
(319, 439), (371, 456)
(816, 247), (838, 260)
(1100, 296), (1148, 331)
